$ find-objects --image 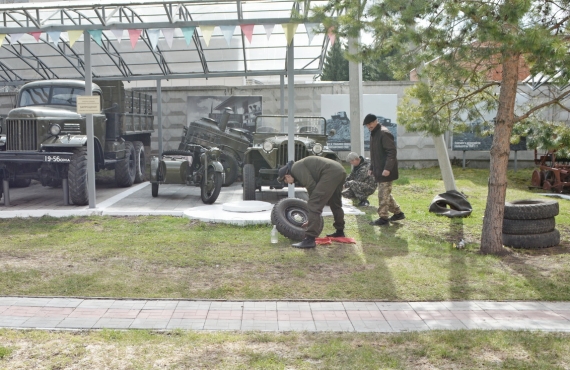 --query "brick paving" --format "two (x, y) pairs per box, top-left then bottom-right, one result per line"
(0, 297), (569, 332)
